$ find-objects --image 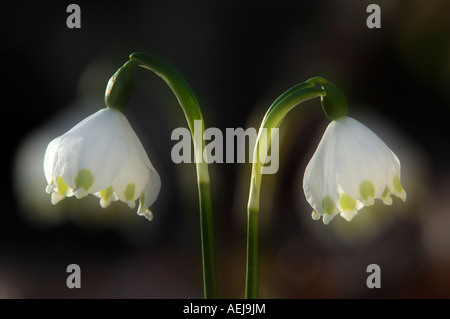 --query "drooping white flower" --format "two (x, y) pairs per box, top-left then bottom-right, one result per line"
(303, 116), (406, 224)
(44, 108), (161, 221)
